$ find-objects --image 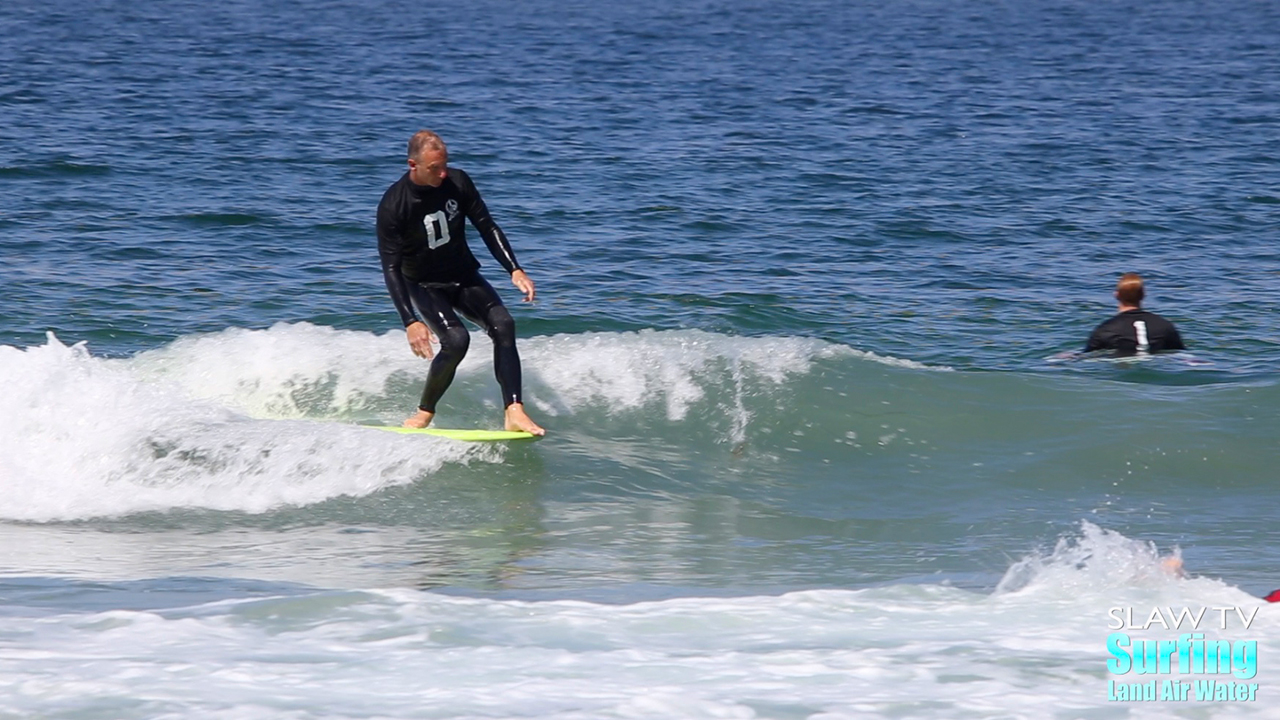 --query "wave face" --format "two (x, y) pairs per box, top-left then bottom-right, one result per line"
(5, 324), (1275, 520)
(1, 325), (915, 520)
(4, 323), (1278, 602)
